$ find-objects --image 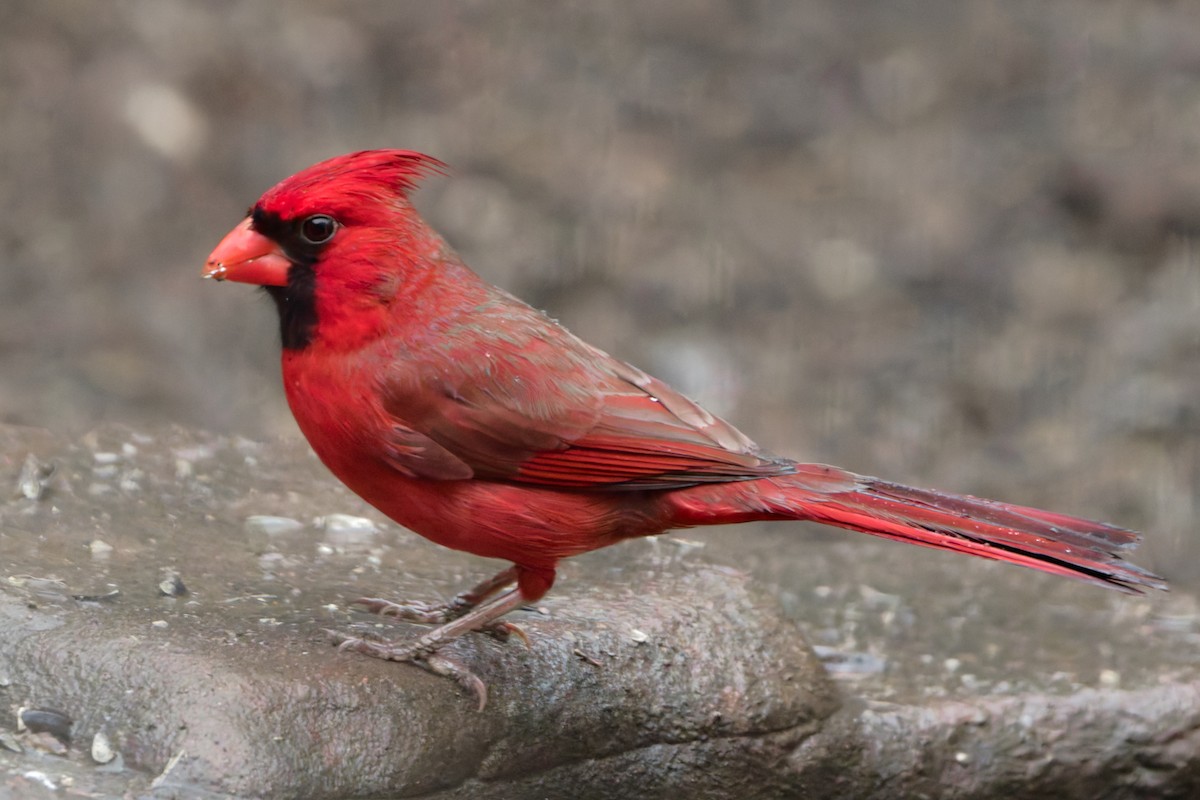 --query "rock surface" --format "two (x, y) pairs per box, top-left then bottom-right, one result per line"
(0, 424), (835, 798)
(1, 424), (1196, 798)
